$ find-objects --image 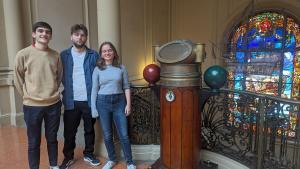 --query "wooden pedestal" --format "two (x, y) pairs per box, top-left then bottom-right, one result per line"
(152, 87), (200, 169)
